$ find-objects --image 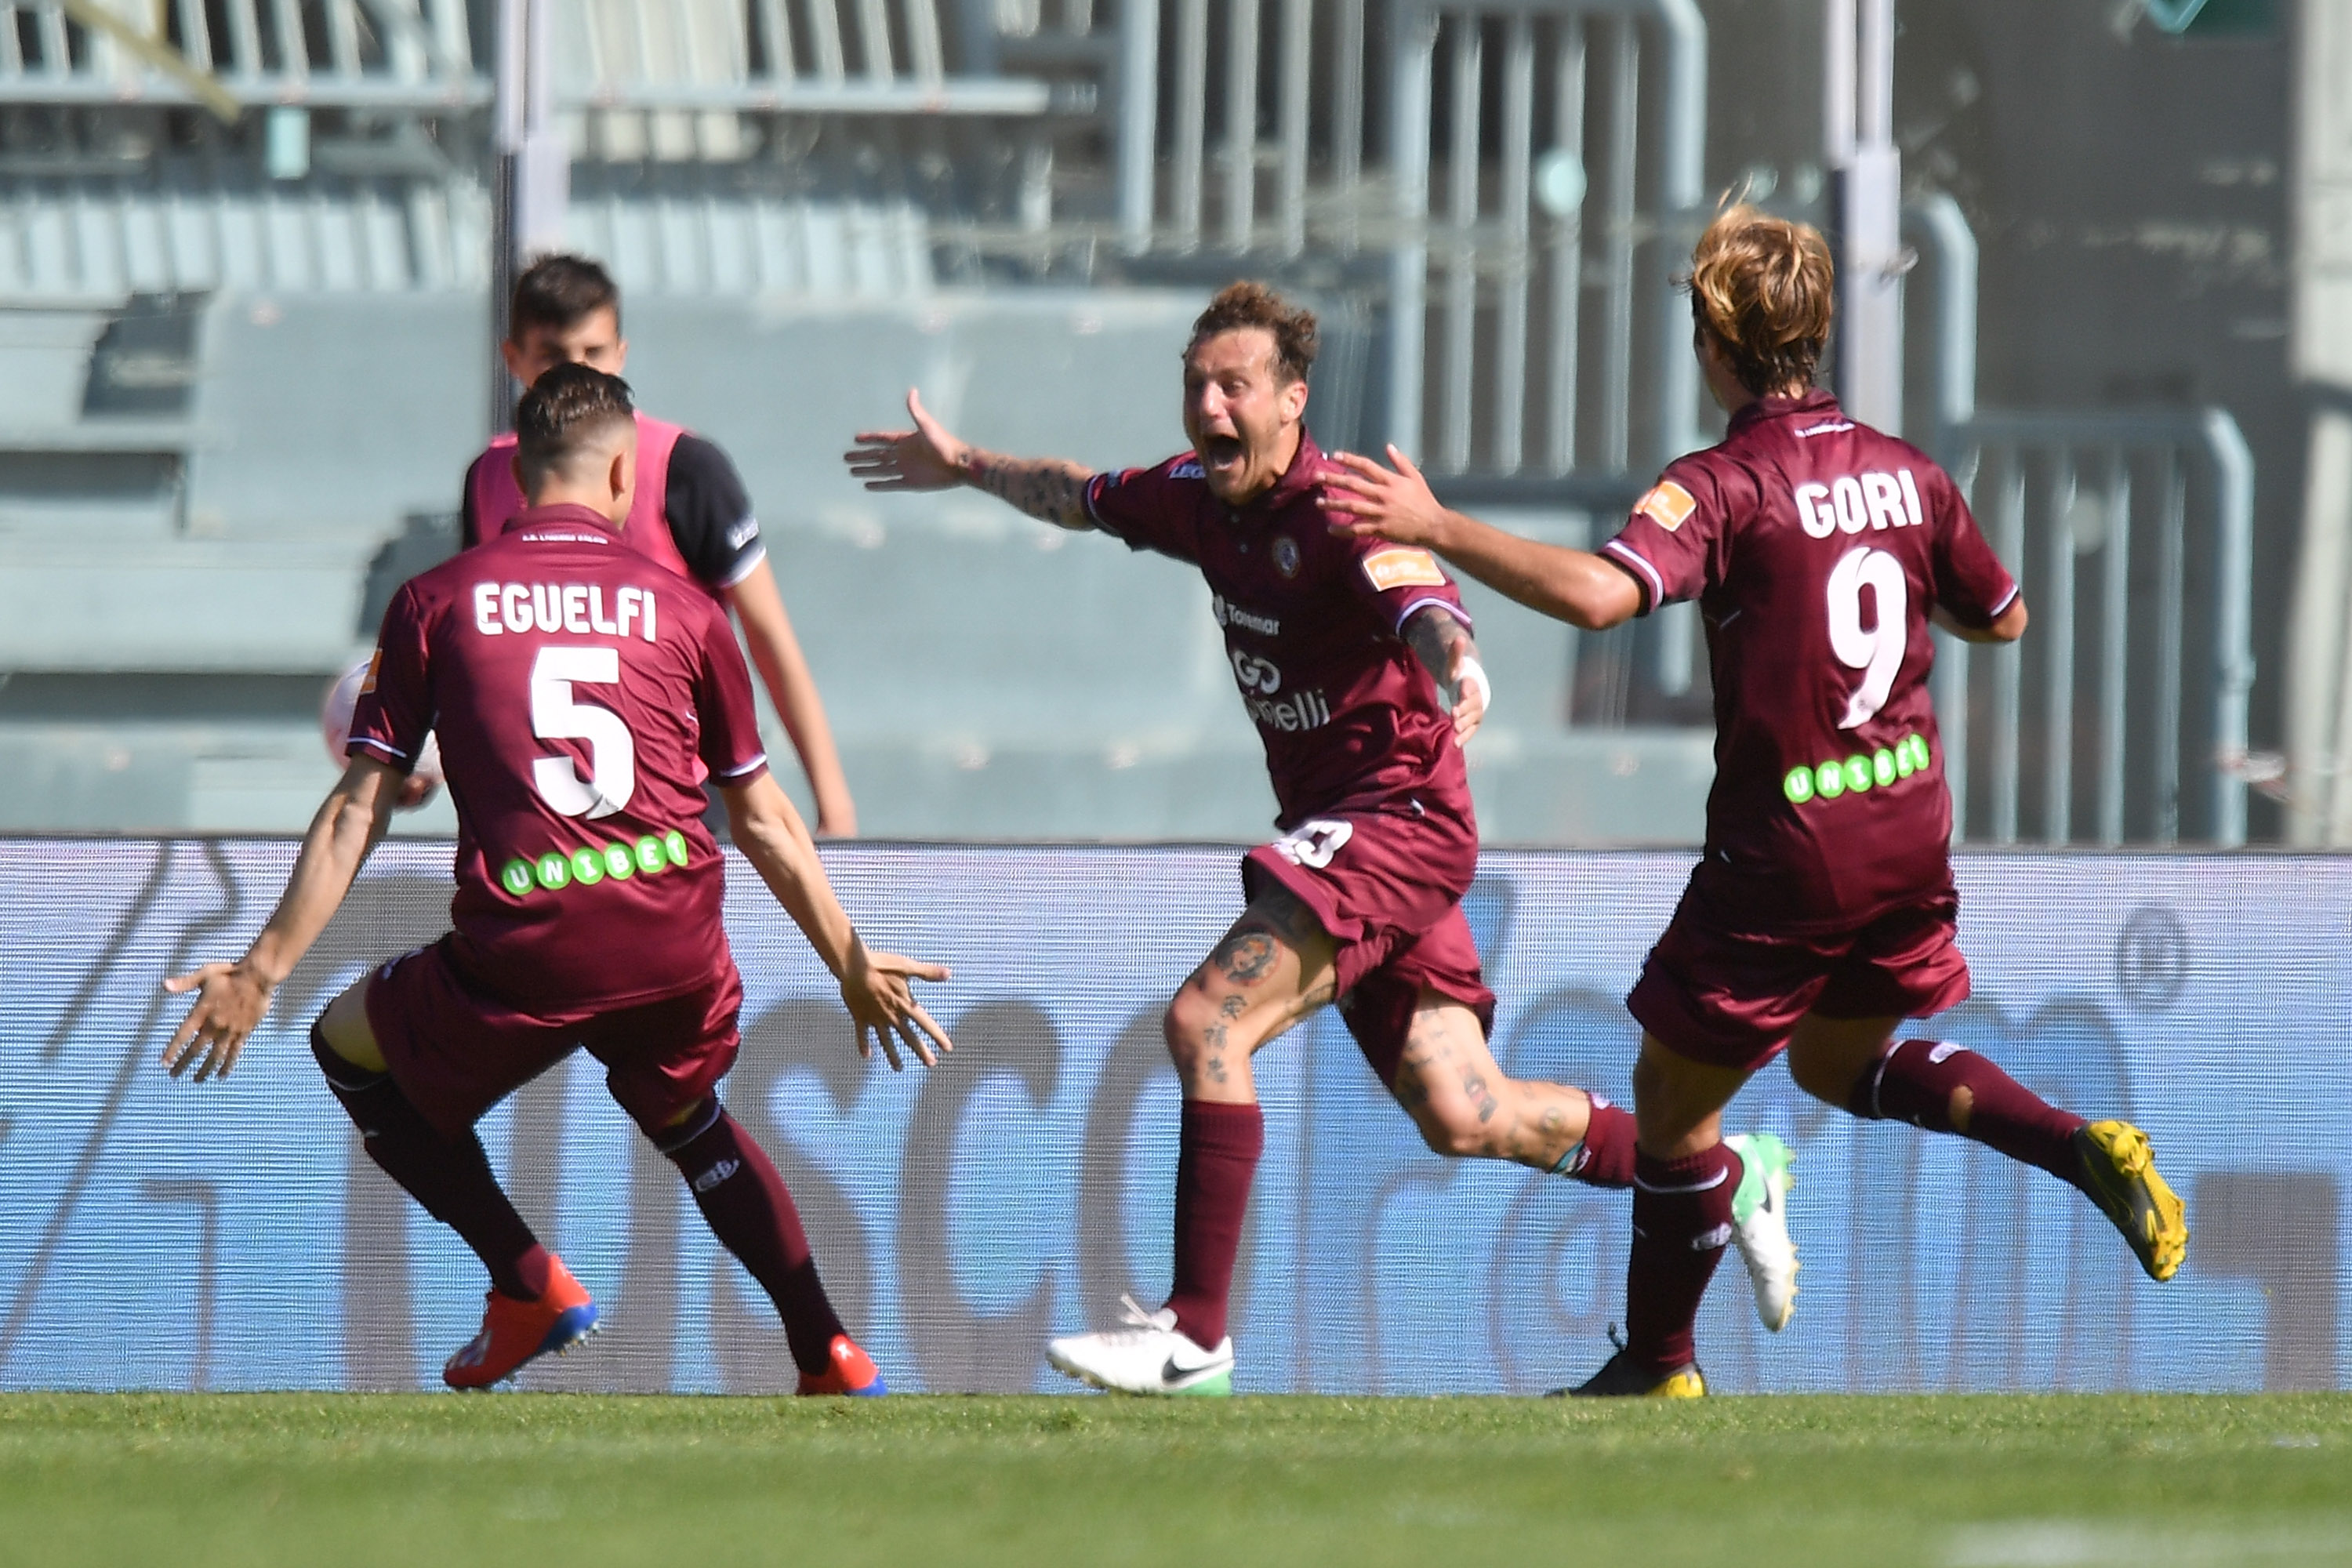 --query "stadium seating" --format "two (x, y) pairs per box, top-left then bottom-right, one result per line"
(0, 0), (1733, 840)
